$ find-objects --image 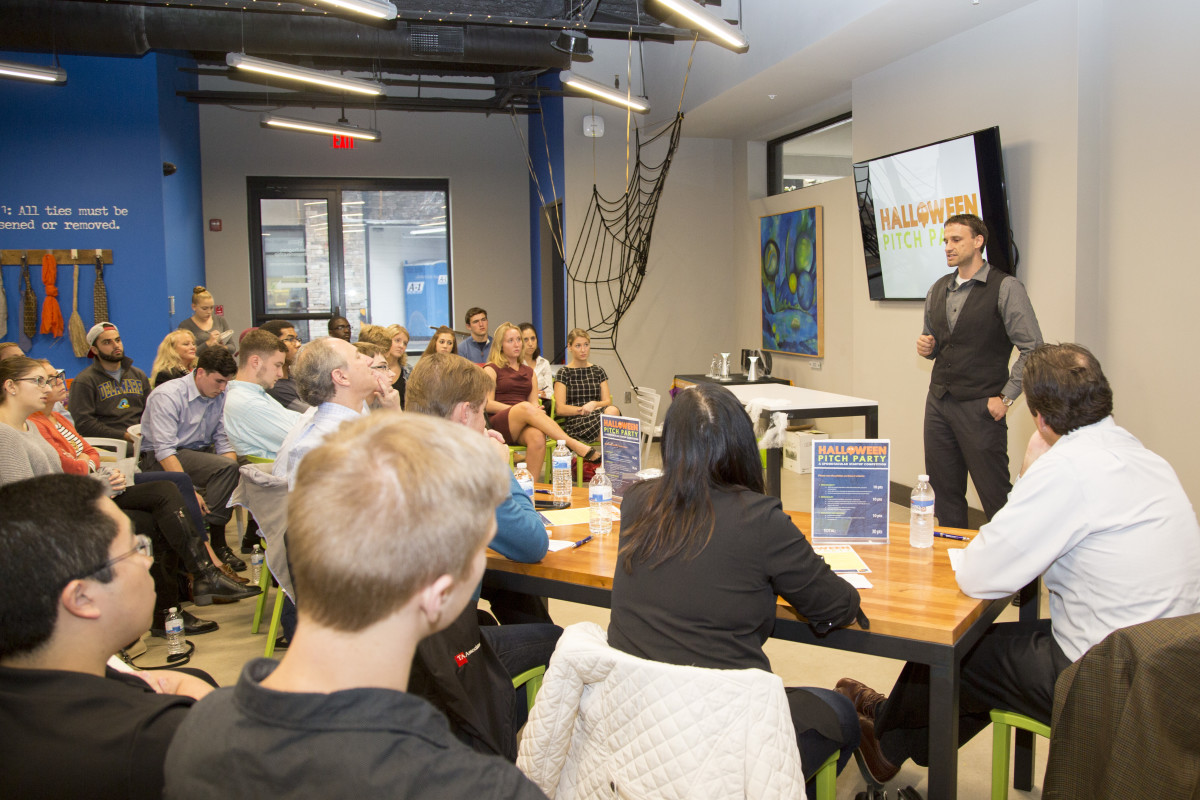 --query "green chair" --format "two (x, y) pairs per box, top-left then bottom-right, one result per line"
(812, 750), (839, 800)
(509, 443), (552, 482)
(990, 709), (1050, 800)
(251, 564), (288, 658)
(511, 665), (545, 713)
